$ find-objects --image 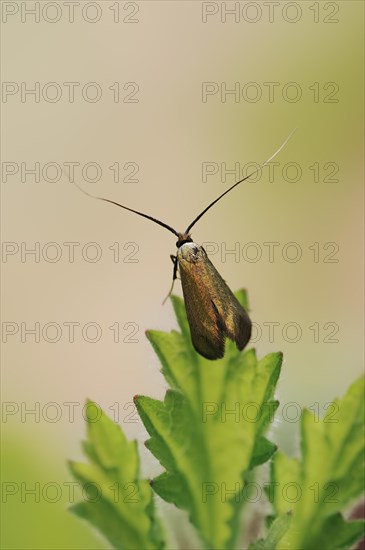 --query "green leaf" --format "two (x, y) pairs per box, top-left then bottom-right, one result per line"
(248, 512), (292, 549)
(250, 436), (278, 469)
(269, 376), (365, 549)
(135, 291), (282, 550)
(68, 400), (165, 550)
(313, 514), (365, 550)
